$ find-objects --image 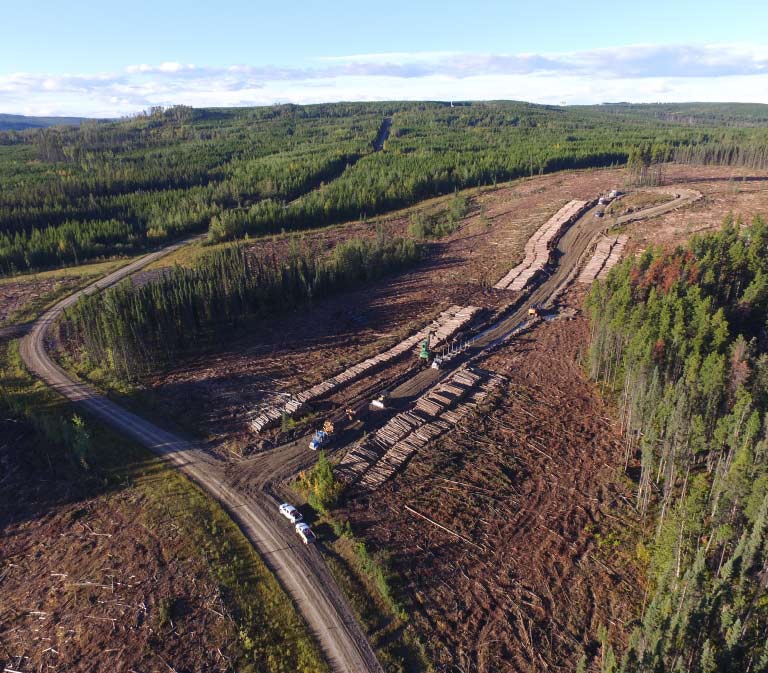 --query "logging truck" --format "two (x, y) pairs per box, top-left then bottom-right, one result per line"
(309, 420), (334, 450)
